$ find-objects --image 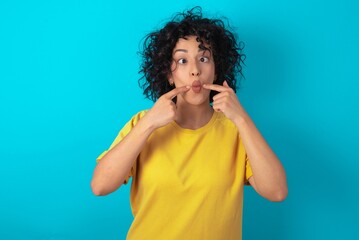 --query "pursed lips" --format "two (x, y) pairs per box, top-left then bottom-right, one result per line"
(191, 80), (202, 93)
